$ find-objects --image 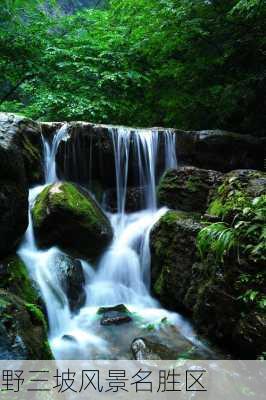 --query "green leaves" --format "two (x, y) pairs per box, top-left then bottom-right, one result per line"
(0, 0), (265, 130)
(197, 222), (236, 262)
